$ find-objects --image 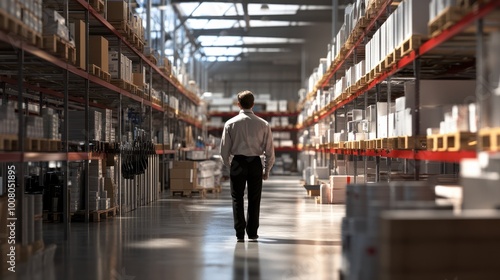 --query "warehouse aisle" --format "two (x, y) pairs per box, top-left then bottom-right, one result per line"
(28, 176), (344, 280)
